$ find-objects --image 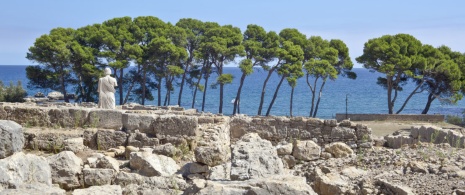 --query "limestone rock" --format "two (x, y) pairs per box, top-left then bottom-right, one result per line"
(324, 142), (354, 158)
(127, 131), (159, 148)
(0, 183), (65, 195)
(95, 130), (127, 150)
(276, 142), (293, 155)
(376, 179), (414, 195)
(384, 134), (414, 149)
(189, 162), (209, 174)
(83, 168), (115, 187)
(122, 113), (157, 133)
(0, 120), (24, 159)
(292, 140), (321, 161)
(125, 146), (139, 160)
(47, 151), (83, 190)
(87, 109), (124, 130)
(208, 163), (231, 180)
(129, 152), (179, 177)
(153, 143), (179, 157)
(281, 155), (297, 169)
(195, 145), (229, 167)
(72, 185), (122, 195)
(230, 133), (284, 181)
(96, 156), (120, 172)
(313, 167), (350, 195)
(64, 137), (85, 153)
(0, 152), (52, 190)
(113, 172), (189, 194)
(152, 115), (198, 138)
